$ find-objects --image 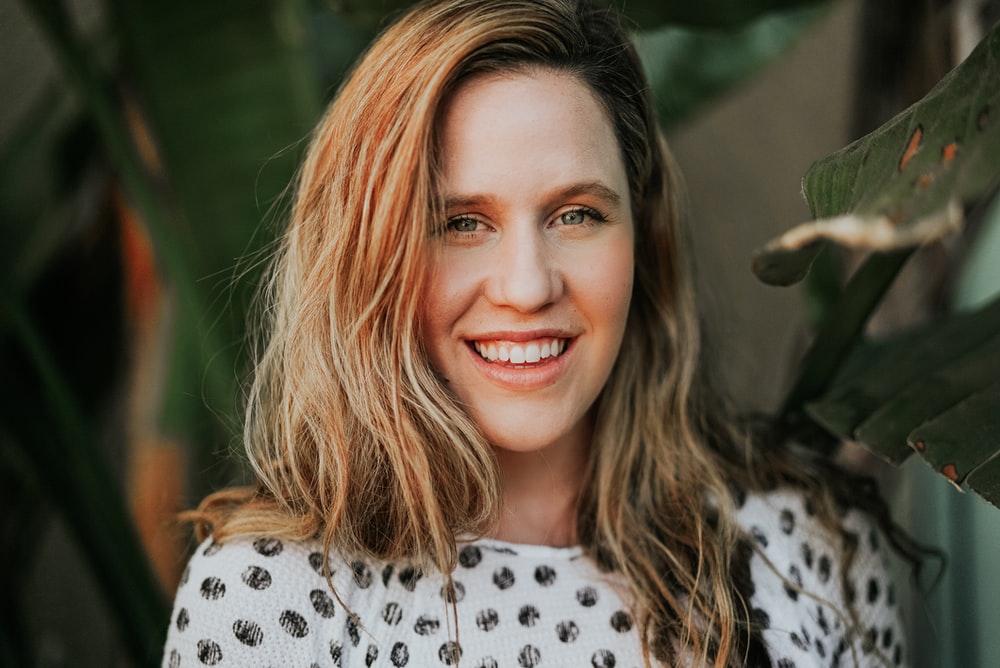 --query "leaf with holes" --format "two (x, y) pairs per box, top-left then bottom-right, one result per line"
(752, 21), (1000, 286)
